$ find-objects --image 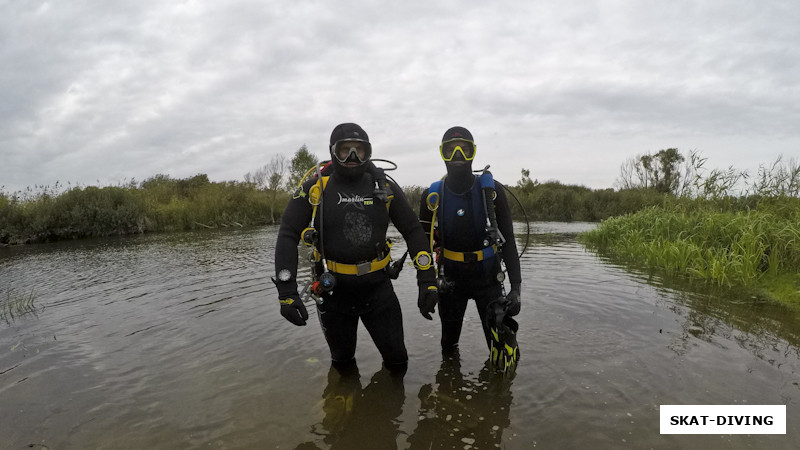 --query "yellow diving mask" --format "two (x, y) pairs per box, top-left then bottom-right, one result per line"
(439, 138), (476, 161)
